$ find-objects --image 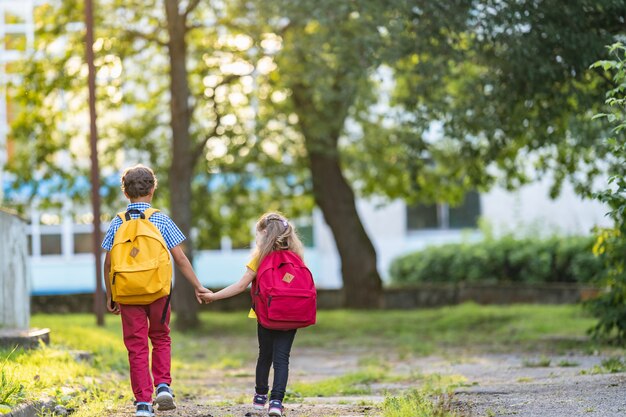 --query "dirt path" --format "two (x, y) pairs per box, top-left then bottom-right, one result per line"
(109, 348), (626, 417)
